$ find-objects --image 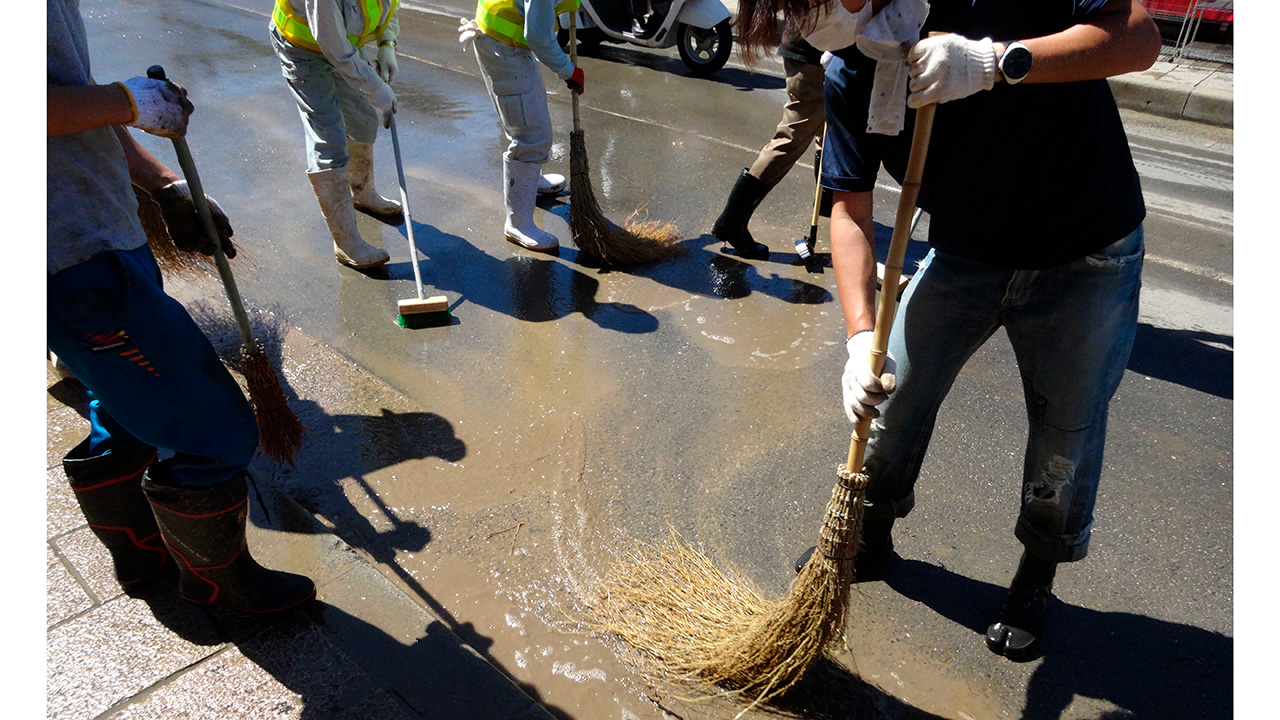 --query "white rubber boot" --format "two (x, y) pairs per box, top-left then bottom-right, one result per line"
(537, 172), (567, 195)
(347, 139), (403, 222)
(309, 168), (390, 269)
(503, 158), (559, 252)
